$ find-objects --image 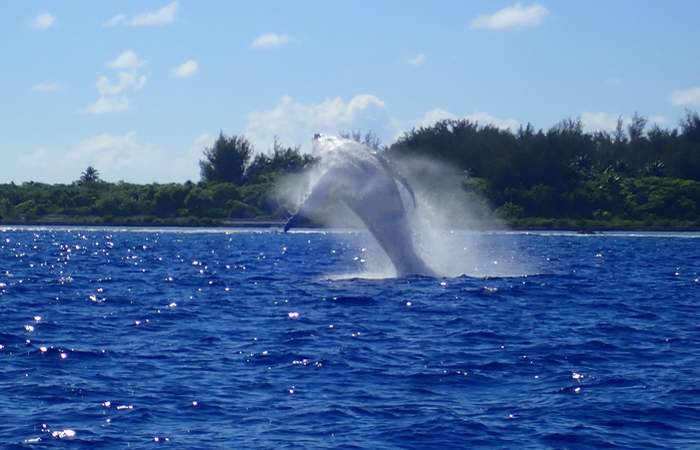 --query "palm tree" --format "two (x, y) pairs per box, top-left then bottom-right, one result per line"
(79, 166), (101, 185)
